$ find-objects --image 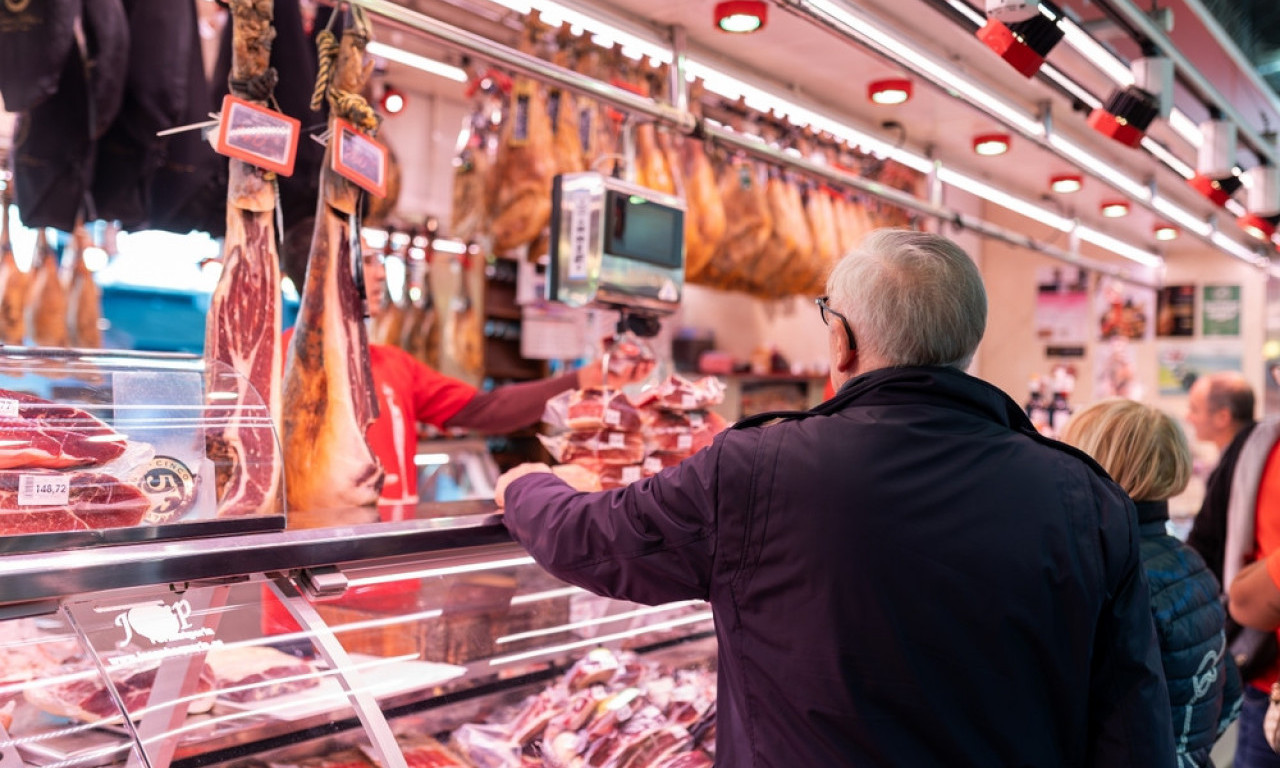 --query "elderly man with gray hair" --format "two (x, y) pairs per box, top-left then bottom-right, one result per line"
(496, 229), (1175, 766)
